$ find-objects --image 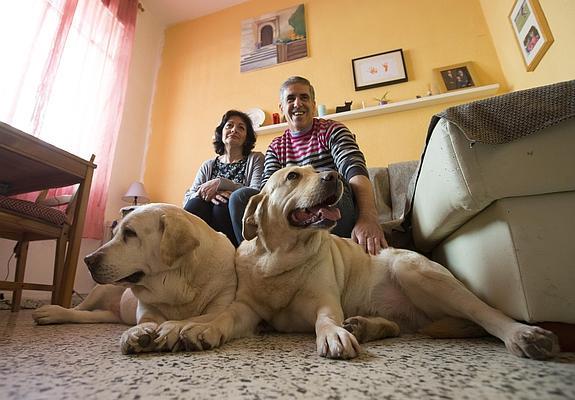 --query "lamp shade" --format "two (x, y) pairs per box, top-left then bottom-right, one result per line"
(122, 181), (150, 205)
